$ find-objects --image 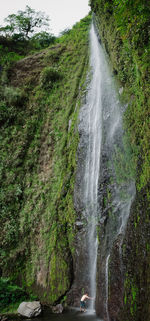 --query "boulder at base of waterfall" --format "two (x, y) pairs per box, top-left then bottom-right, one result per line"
(17, 301), (41, 318)
(52, 304), (63, 313)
